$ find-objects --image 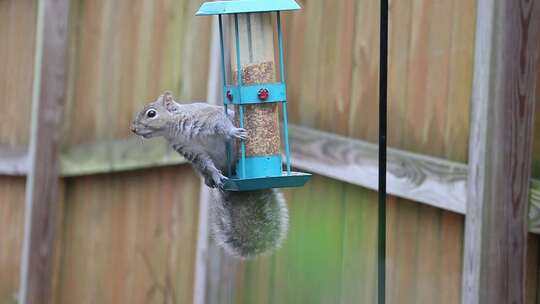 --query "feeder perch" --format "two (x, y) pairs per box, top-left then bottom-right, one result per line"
(196, 0), (311, 191)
